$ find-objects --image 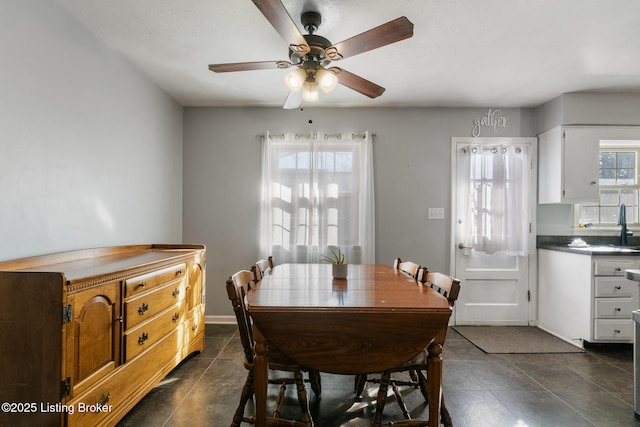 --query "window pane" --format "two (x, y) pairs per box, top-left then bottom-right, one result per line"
(600, 168), (615, 184)
(620, 189), (638, 205)
(618, 168), (635, 185)
(318, 152), (334, 170)
(600, 152), (616, 168)
(335, 152), (353, 172)
(279, 153), (297, 169)
(617, 152), (635, 169)
(579, 206), (599, 223)
(298, 152), (310, 169)
(600, 189), (619, 205)
(600, 206), (619, 223)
